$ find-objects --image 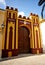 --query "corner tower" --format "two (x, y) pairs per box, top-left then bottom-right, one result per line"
(30, 13), (43, 54)
(2, 6), (18, 57)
